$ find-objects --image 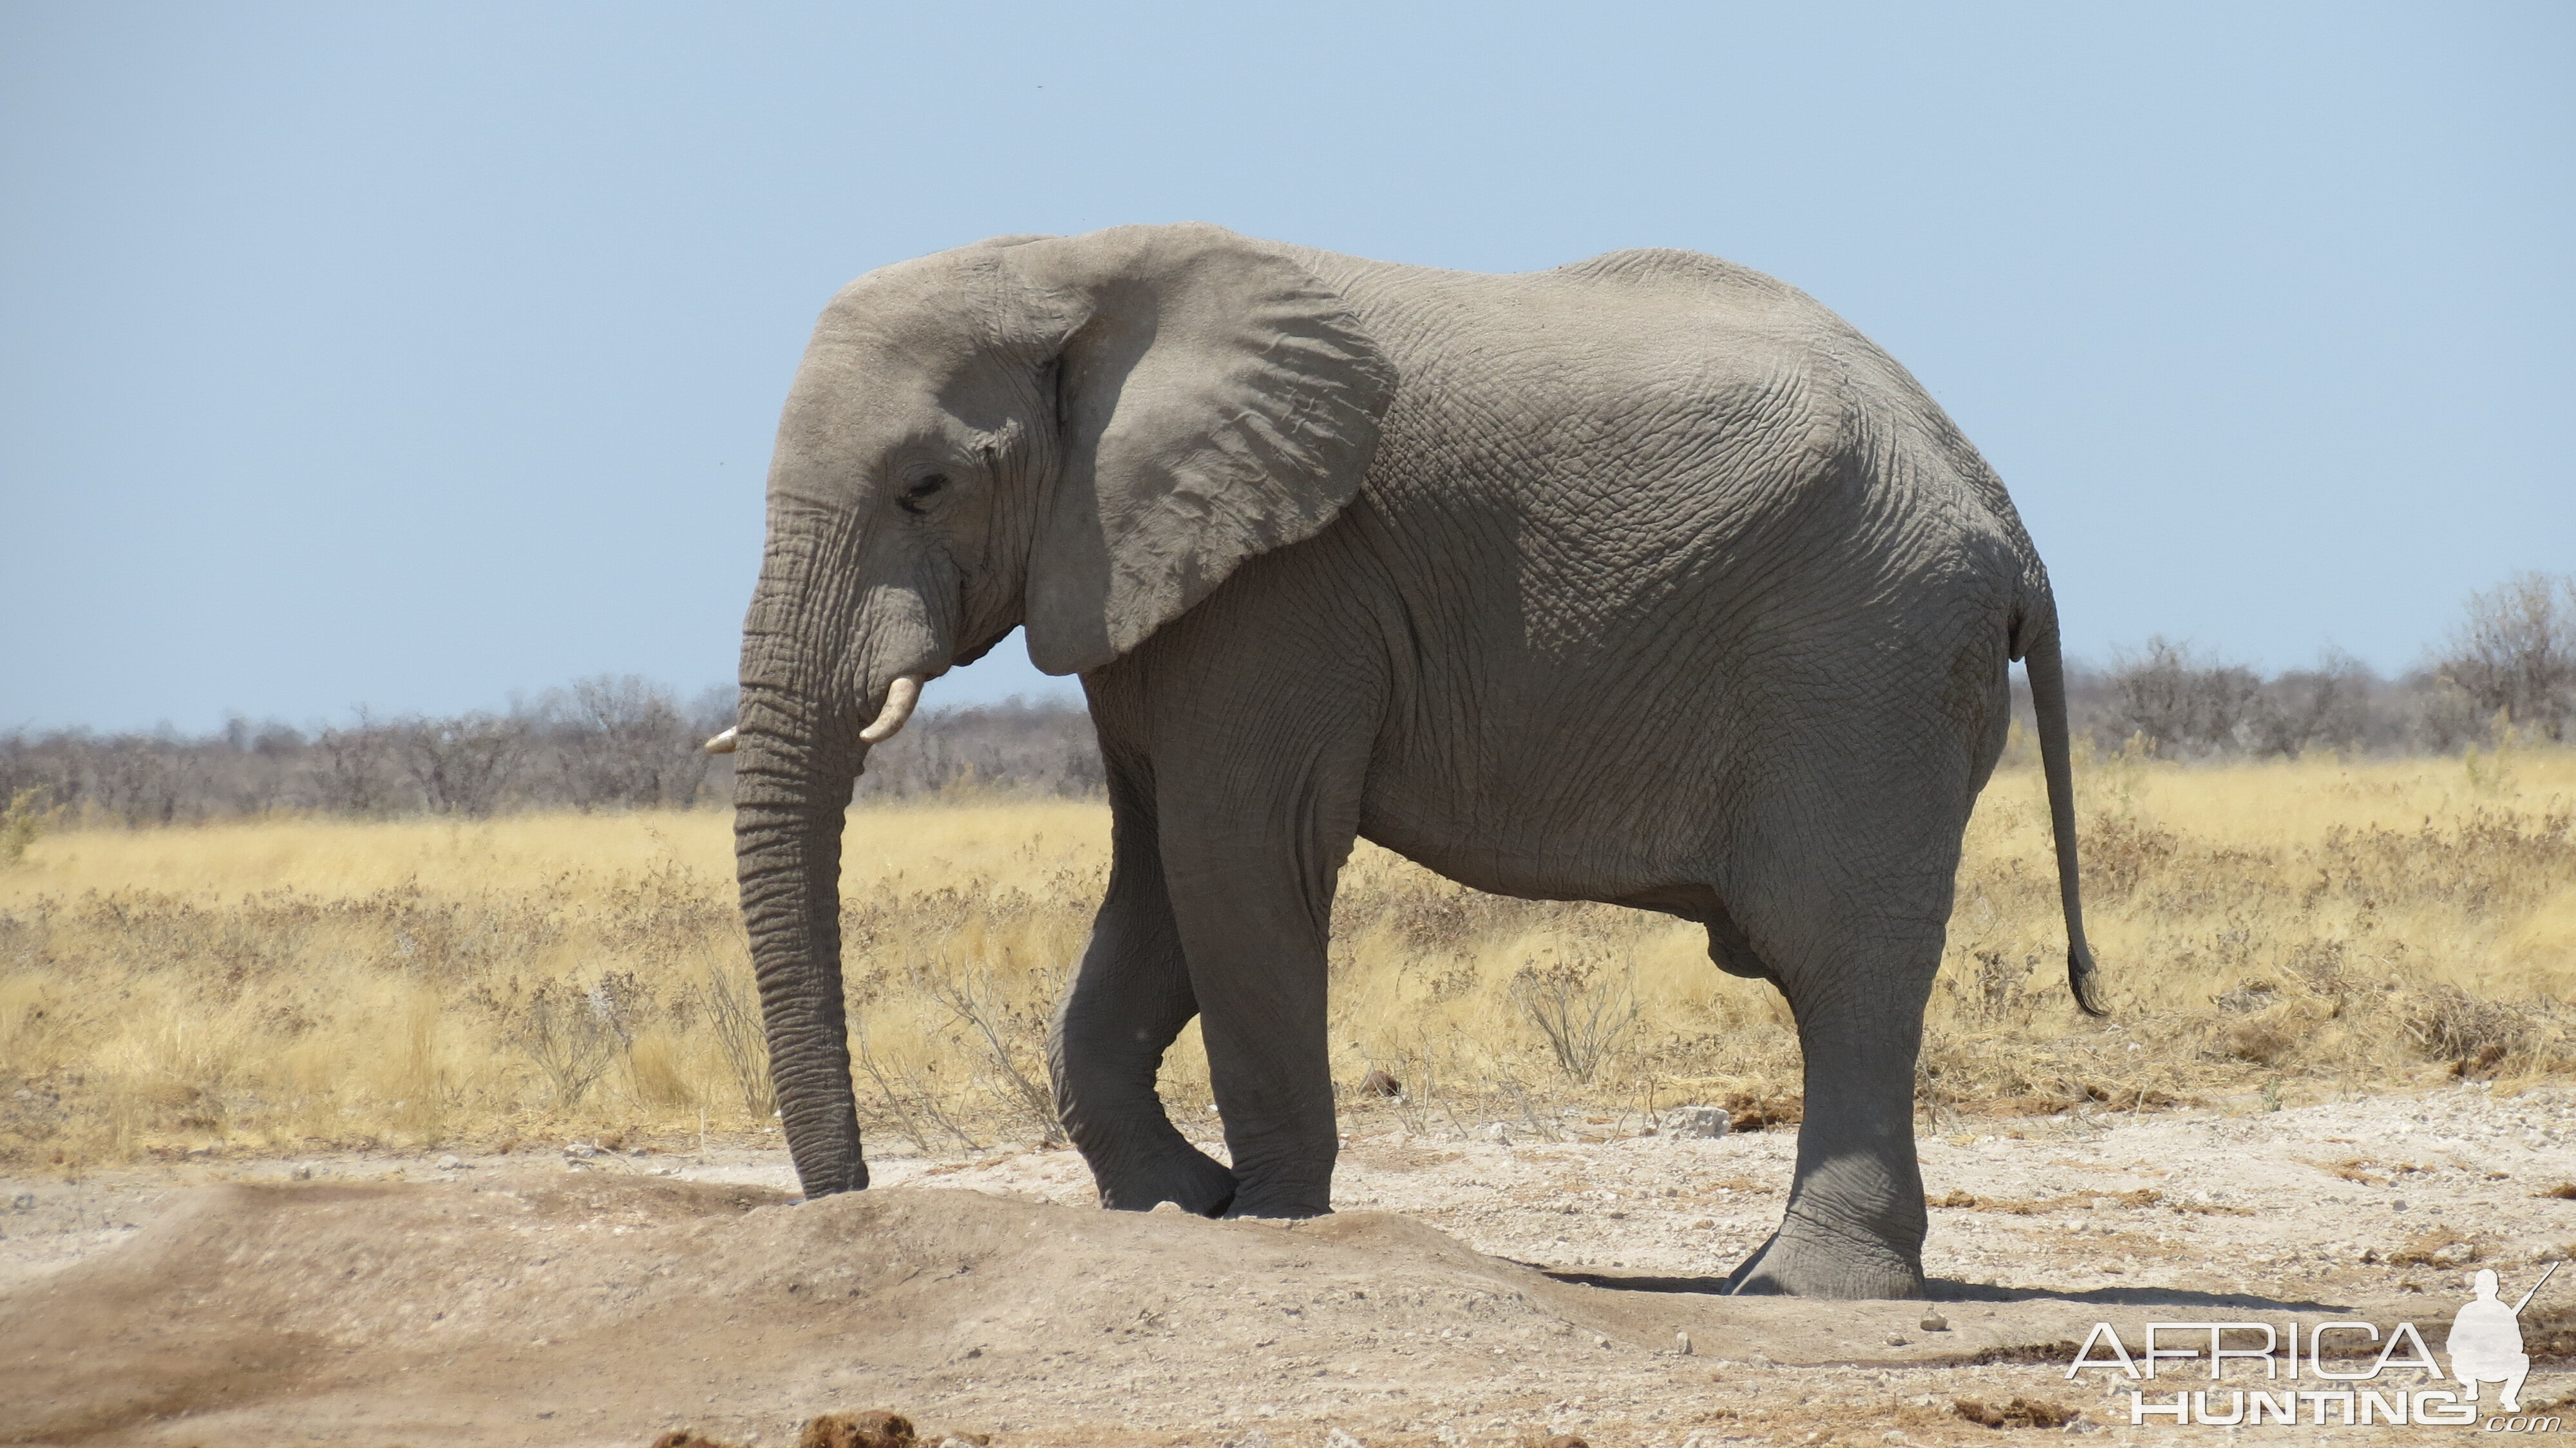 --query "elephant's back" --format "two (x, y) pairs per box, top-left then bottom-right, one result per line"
(1544, 247), (2042, 566)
